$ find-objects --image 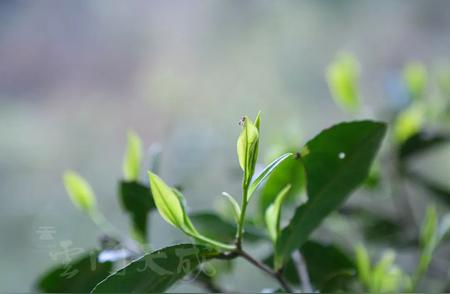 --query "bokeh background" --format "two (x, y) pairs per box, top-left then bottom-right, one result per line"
(1, 1), (450, 292)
